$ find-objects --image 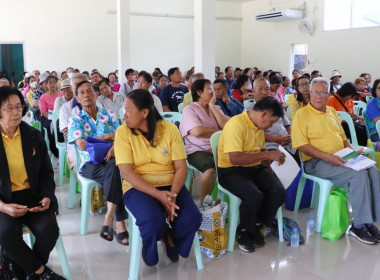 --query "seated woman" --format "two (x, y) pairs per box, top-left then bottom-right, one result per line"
(365, 79), (380, 142)
(68, 81), (128, 246)
(115, 89), (201, 266)
(152, 74), (168, 98)
(180, 79), (230, 202)
(39, 75), (61, 158)
(108, 72), (121, 92)
(354, 77), (371, 102)
(290, 75), (310, 120)
(232, 74), (252, 103)
(327, 82), (368, 146)
(96, 79), (125, 122)
(0, 86), (65, 280)
(284, 76), (297, 96)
